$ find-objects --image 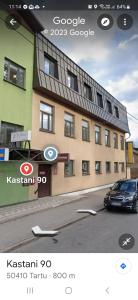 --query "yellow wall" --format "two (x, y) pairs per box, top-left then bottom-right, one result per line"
(127, 142), (134, 164)
(32, 92), (126, 196)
